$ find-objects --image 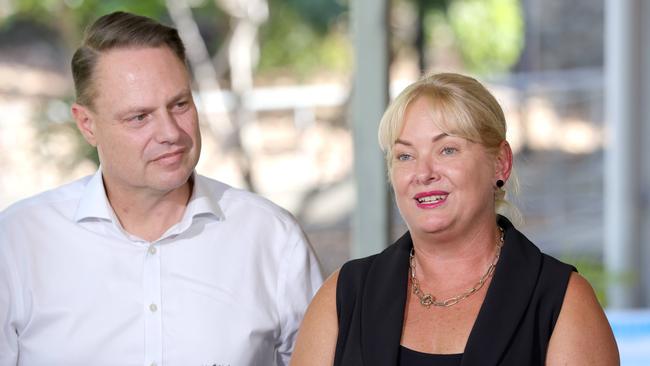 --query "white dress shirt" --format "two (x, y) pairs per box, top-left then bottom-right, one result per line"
(0, 170), (323, 366)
